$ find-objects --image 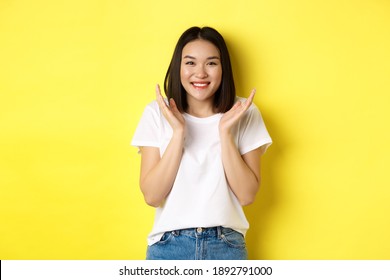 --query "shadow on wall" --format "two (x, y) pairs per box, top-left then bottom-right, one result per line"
(244, 110), (286, 260)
